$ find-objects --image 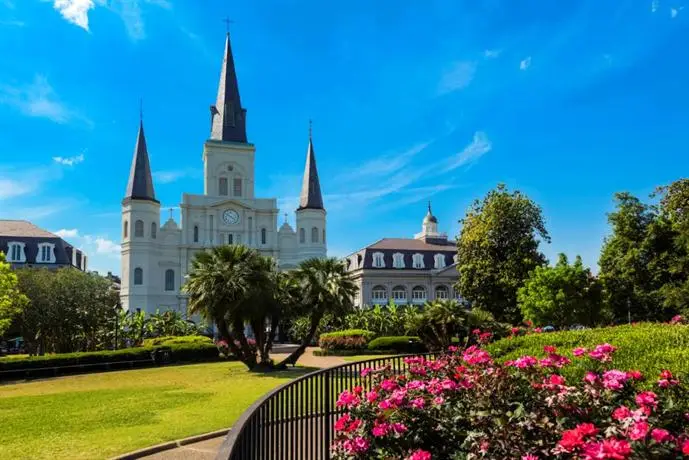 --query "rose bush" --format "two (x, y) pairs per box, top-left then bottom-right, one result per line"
(331, 341), (689, 459)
